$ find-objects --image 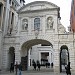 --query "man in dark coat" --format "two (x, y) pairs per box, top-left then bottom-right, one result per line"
(10, 62), (14, 72)
(32, 60), (36, 70)
(65, 62), (71, 75)
(37, 60), (40, 71)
